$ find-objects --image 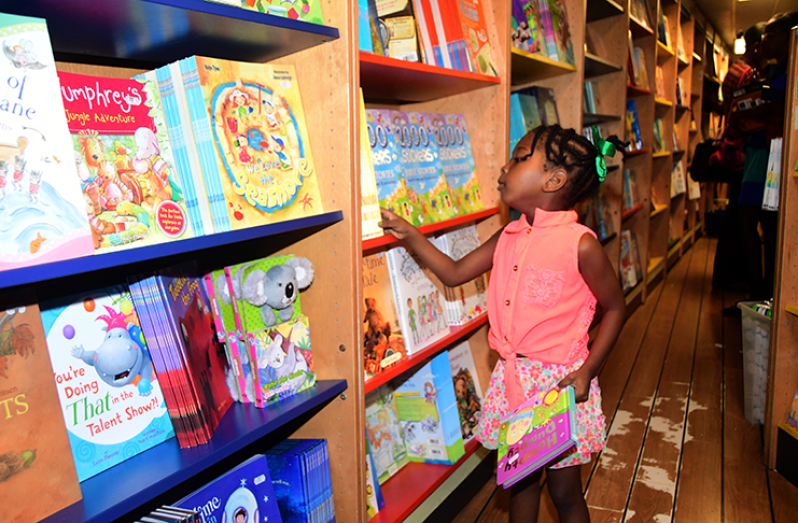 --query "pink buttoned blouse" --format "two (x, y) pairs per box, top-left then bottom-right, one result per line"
(487, 209), (597, 410)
